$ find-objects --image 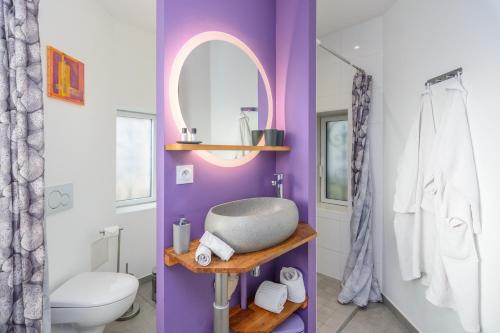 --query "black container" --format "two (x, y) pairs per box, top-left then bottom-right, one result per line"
(252, 130), (264, 146)
(264, 129), (279, 146)
(152, 267), (156, 303)
(276, 130), (285, 146)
